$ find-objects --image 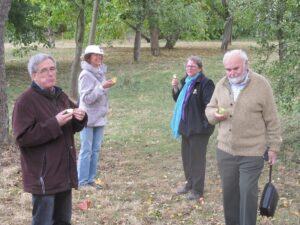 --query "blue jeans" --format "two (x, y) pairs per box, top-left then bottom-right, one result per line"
(77, 126), (104, 186)
(31, 190), (72, 225)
